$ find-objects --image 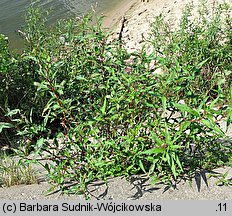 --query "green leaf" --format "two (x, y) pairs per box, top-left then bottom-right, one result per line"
(60, 176), (64, 184)
(217, 77), (226, 85)
(201, 119), (224, 136)
(197, 96), (209, 112)
(75, 76), (87, 81)
(161, 96), (167, 111)
(172, 121), (191, 143)
(141, 147), (165, 155)
(69, 159), (75, 167)
(209, 95), (220, 110)
(44, 163), (51, 173)
(227, 110), (232, 128)
(173, 102), (200, 117)
(175, 155), (183, 171)
(197, 58), (209, 68)
(147, 156), (155, 162)
(230, 83), (232, 105)
(164, 122), (171, 144)
(36, 138), (44, 148)
(139, 160), (146, 173)
(170, 145), (184, 150)
(90, 73), (101, 78)
(166, 153), (171, 165)
(0, 122), (14, 133)
(151, 131), (163, 146)
(145, 102), (155, 108)
(100, 97), (107, 115)
(171, 157), (177, 179)
(151, 175), (159, 185)
(42, 100), (54, 115)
